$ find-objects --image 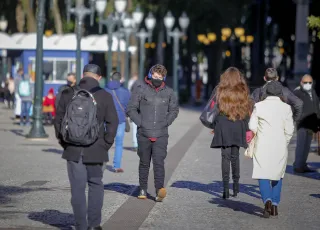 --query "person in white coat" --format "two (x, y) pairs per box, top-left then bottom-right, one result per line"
(249, 81), (294, 218)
